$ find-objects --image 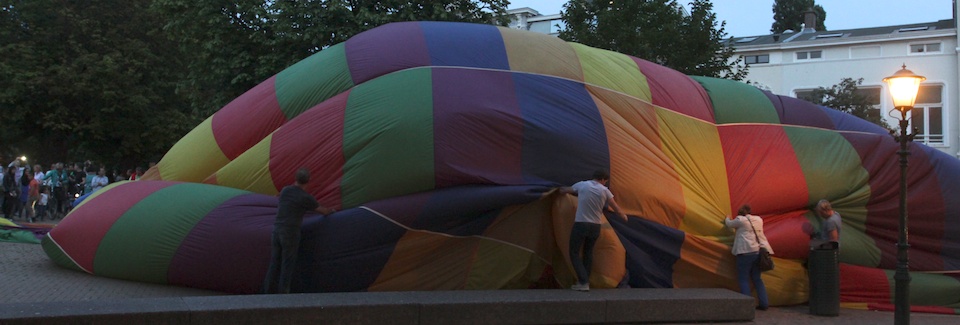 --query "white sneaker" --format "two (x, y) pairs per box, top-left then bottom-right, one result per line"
(571, 283), (590, 291)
